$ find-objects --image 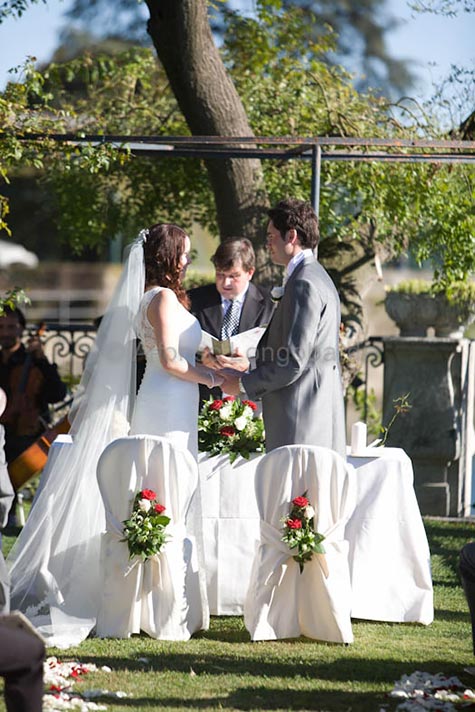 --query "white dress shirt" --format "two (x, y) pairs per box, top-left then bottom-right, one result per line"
(285, 249), (313, 284)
